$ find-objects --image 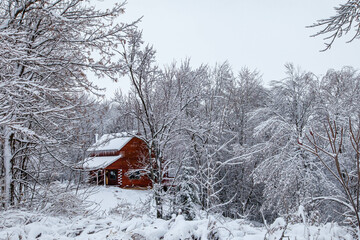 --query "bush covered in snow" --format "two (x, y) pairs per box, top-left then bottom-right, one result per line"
(0, 187), (355, 240)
